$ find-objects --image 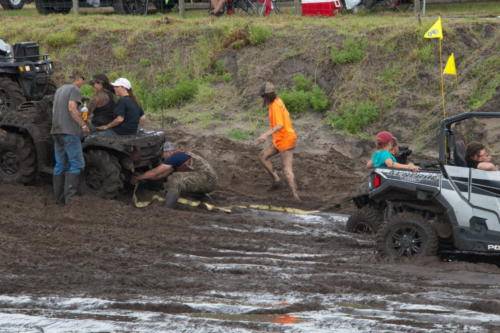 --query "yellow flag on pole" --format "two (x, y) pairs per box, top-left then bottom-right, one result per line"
(424, 17), (443, 40)
(443, 53), (457, 75)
